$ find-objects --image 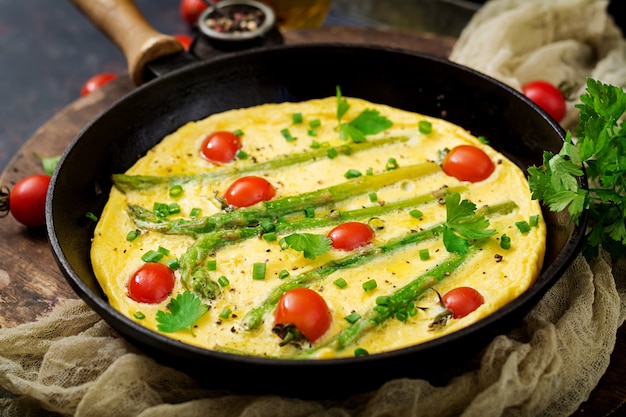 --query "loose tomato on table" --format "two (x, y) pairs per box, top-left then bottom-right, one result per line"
(441, 286), (484, 319)
(223, 176), (276, 208)
(173, 33), (193, 51)
(200, 131), (242, 163)
(0, 174), (50, 227)
(80, 72), (118, 97)
(442, 145), (495, 183)
(327, 221), (374, 251)
(127, 262), (176, 304)
(274, 287), (332, 343)
(522, 80), (566, 123)
(180, 0), (212, 27)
